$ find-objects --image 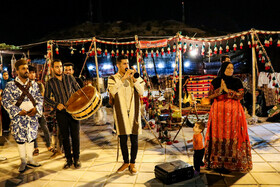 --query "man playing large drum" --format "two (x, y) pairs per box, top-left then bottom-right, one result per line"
(44, 59), (81, 169)
(108, 55), (145, 174)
